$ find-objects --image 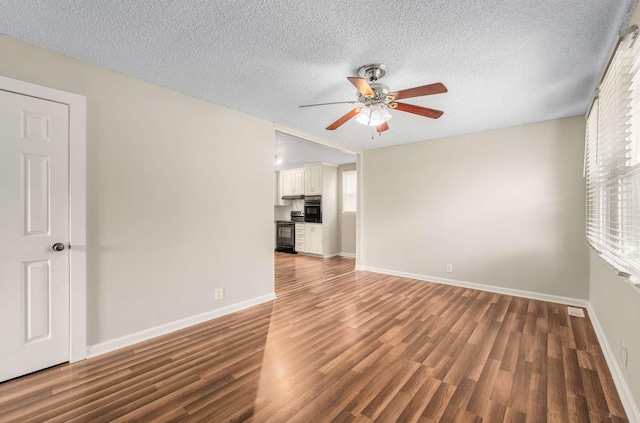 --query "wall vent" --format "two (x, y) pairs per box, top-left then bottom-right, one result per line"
(567, 306), (585, 318)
